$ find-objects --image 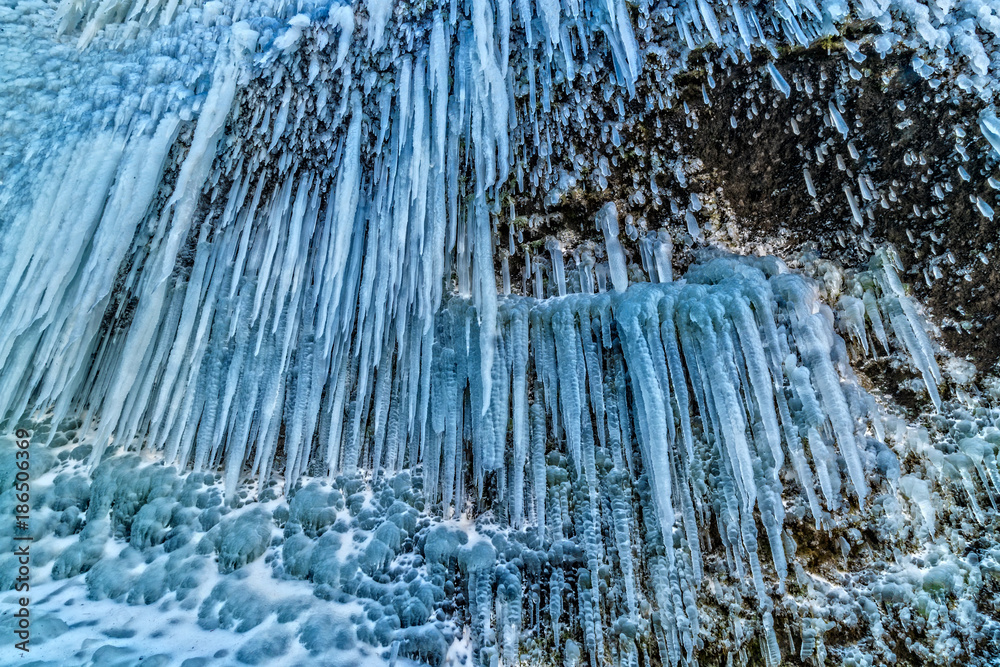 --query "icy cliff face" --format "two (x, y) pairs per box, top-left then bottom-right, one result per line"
(3, 0), (1000, 663)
